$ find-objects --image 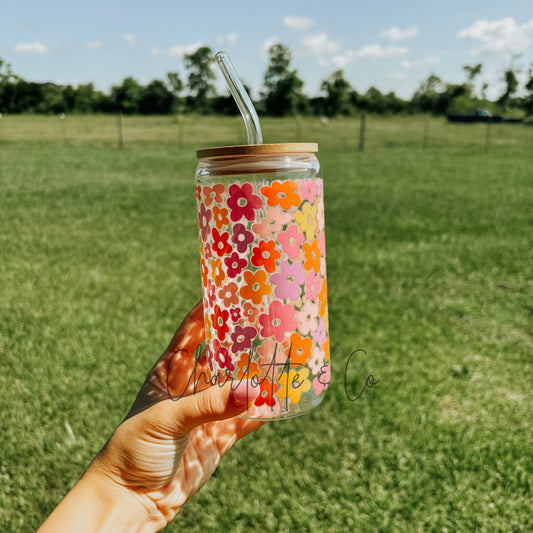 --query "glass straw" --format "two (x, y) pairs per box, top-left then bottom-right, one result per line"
(215, 51), (263, 145)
